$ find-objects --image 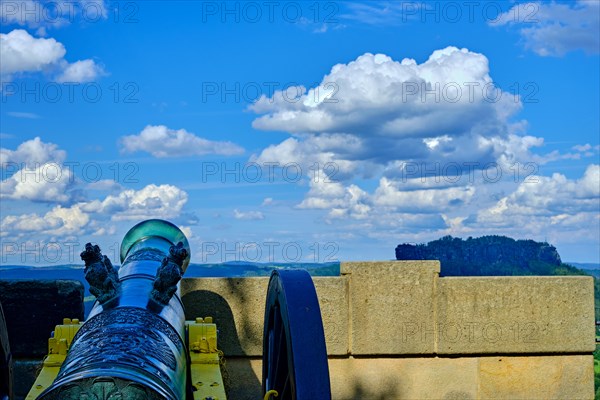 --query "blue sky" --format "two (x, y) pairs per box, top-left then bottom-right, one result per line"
(1, 0), (599, 265)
